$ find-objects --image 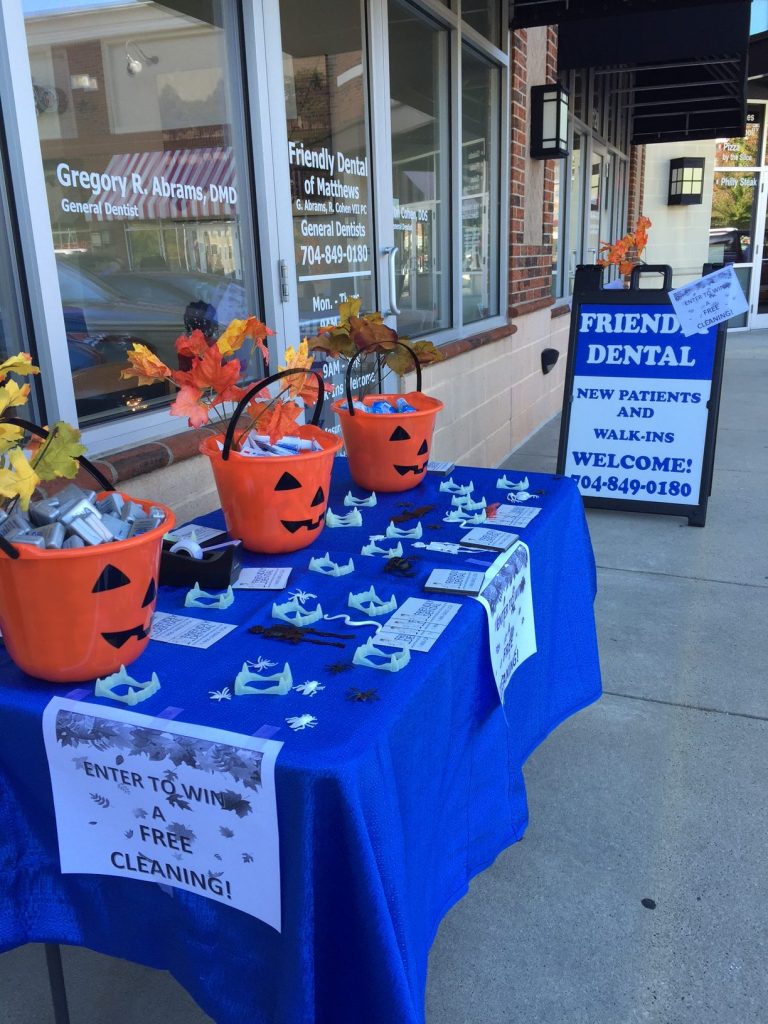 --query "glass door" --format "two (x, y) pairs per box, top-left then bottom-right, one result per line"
(278, 0), (379, 425)
(750, 176), (768, 328)
(585, 142), (607, 267)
